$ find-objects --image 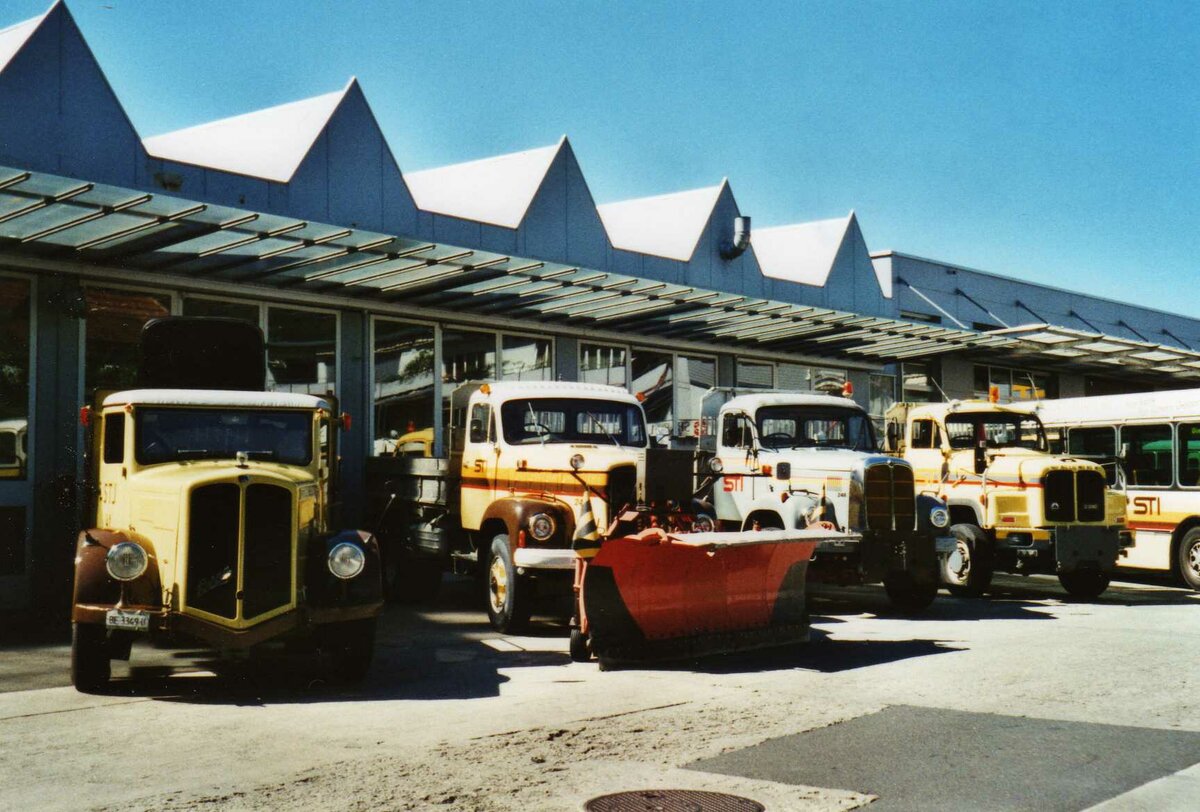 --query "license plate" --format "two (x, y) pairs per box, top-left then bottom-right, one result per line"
(105, 609), (150, 632)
